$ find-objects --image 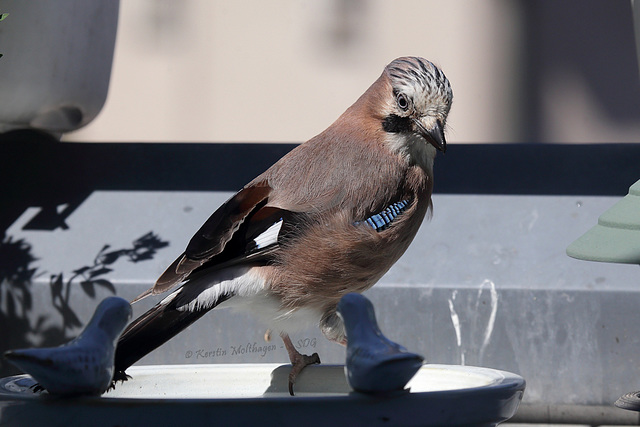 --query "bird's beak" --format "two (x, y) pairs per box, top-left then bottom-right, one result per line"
(413, 118), (446, 153)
